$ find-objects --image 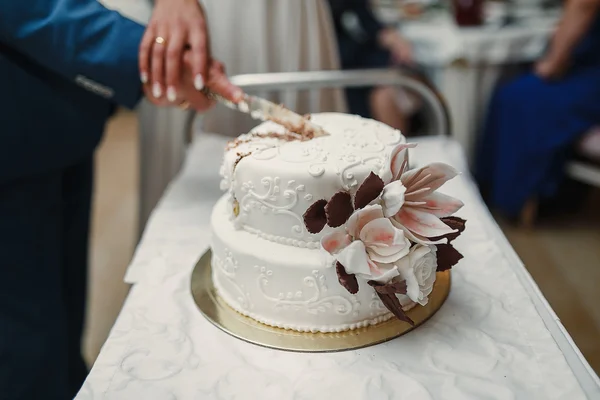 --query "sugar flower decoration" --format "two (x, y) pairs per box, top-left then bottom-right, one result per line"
(396, 245), (438, 306)
(321, 205), (411, 285)
(380, 144), (464, 245)
(302, 142), (467, 326)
